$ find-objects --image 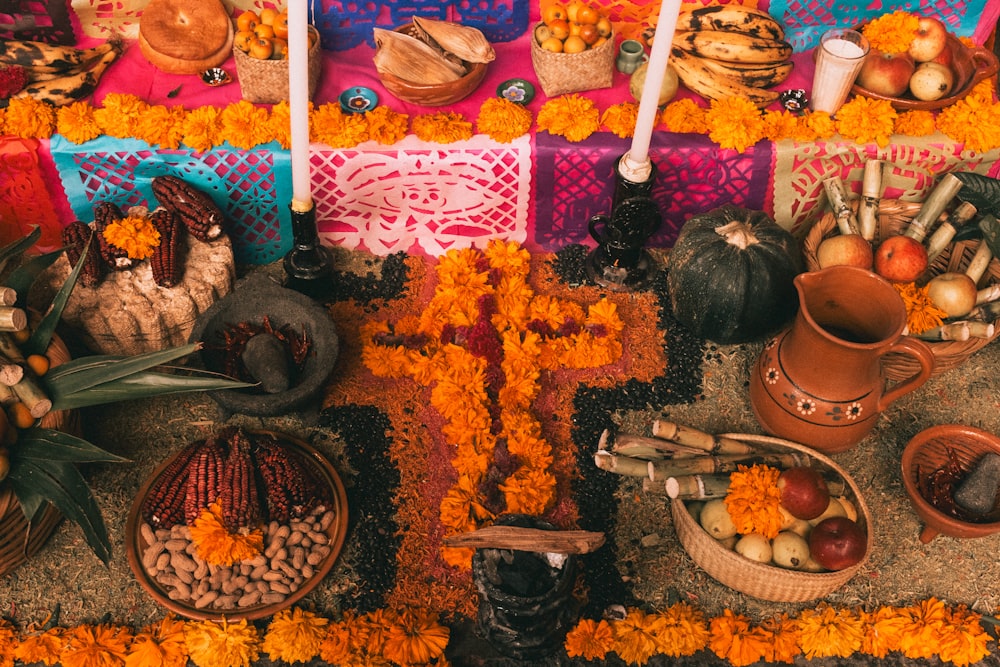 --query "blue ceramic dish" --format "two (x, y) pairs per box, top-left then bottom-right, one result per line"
(496, 78), (535, 105)
(339, 87), (379, 114)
